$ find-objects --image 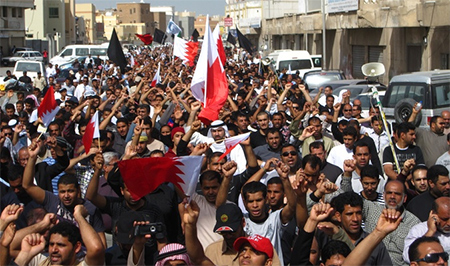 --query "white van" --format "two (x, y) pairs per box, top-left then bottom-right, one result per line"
(13, 60), (46, 79)
(273, 50), (319, 78)
(50, 44), (109, 65)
